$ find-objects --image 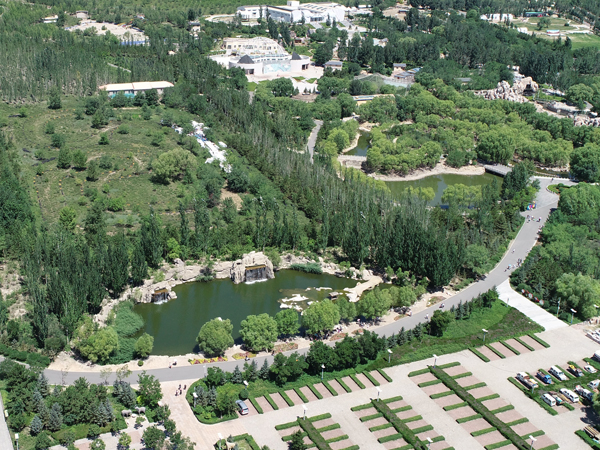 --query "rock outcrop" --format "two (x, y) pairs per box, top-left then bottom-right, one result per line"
(230, 252), (275, 284)
(575, 115), (600, 127)
(477, 80), (529, 103)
